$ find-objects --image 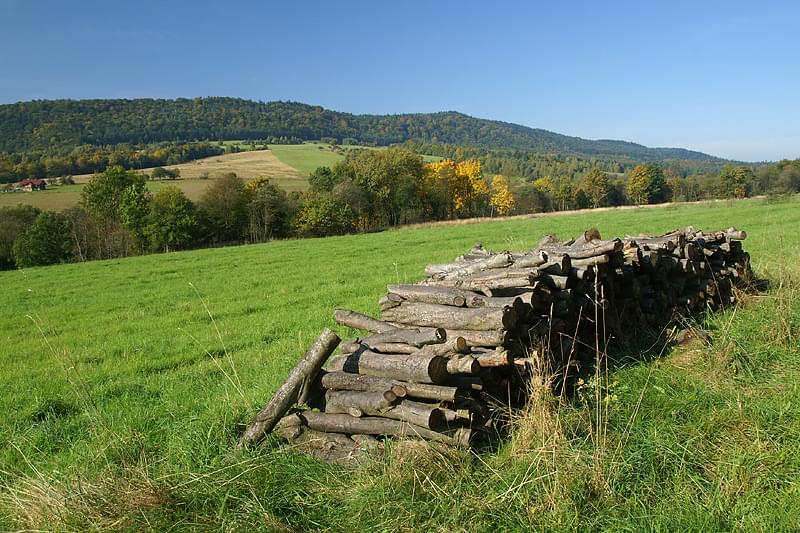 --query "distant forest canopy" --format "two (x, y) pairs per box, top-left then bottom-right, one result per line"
(0, 97), (727, 163)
